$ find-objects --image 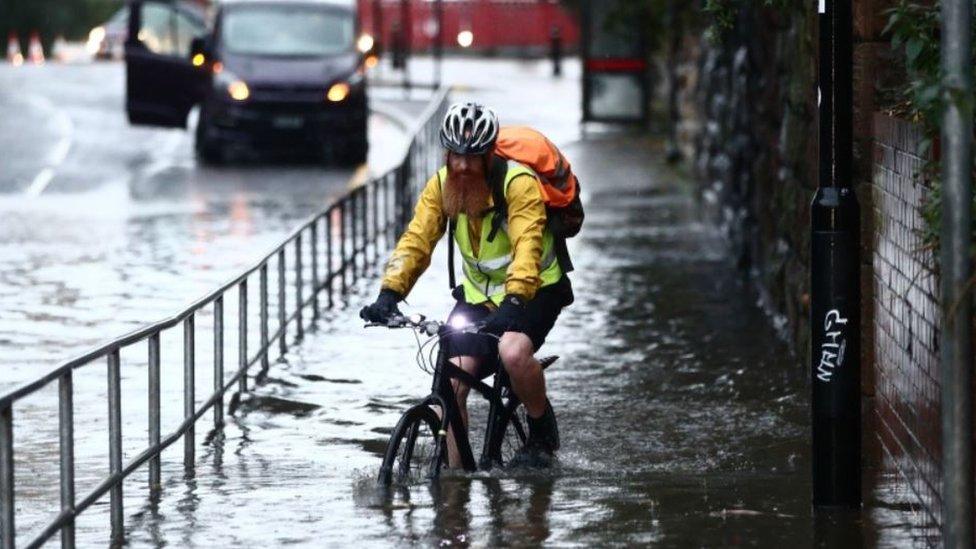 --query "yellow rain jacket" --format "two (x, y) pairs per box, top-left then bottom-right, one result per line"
(381, 162), (552, 302)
